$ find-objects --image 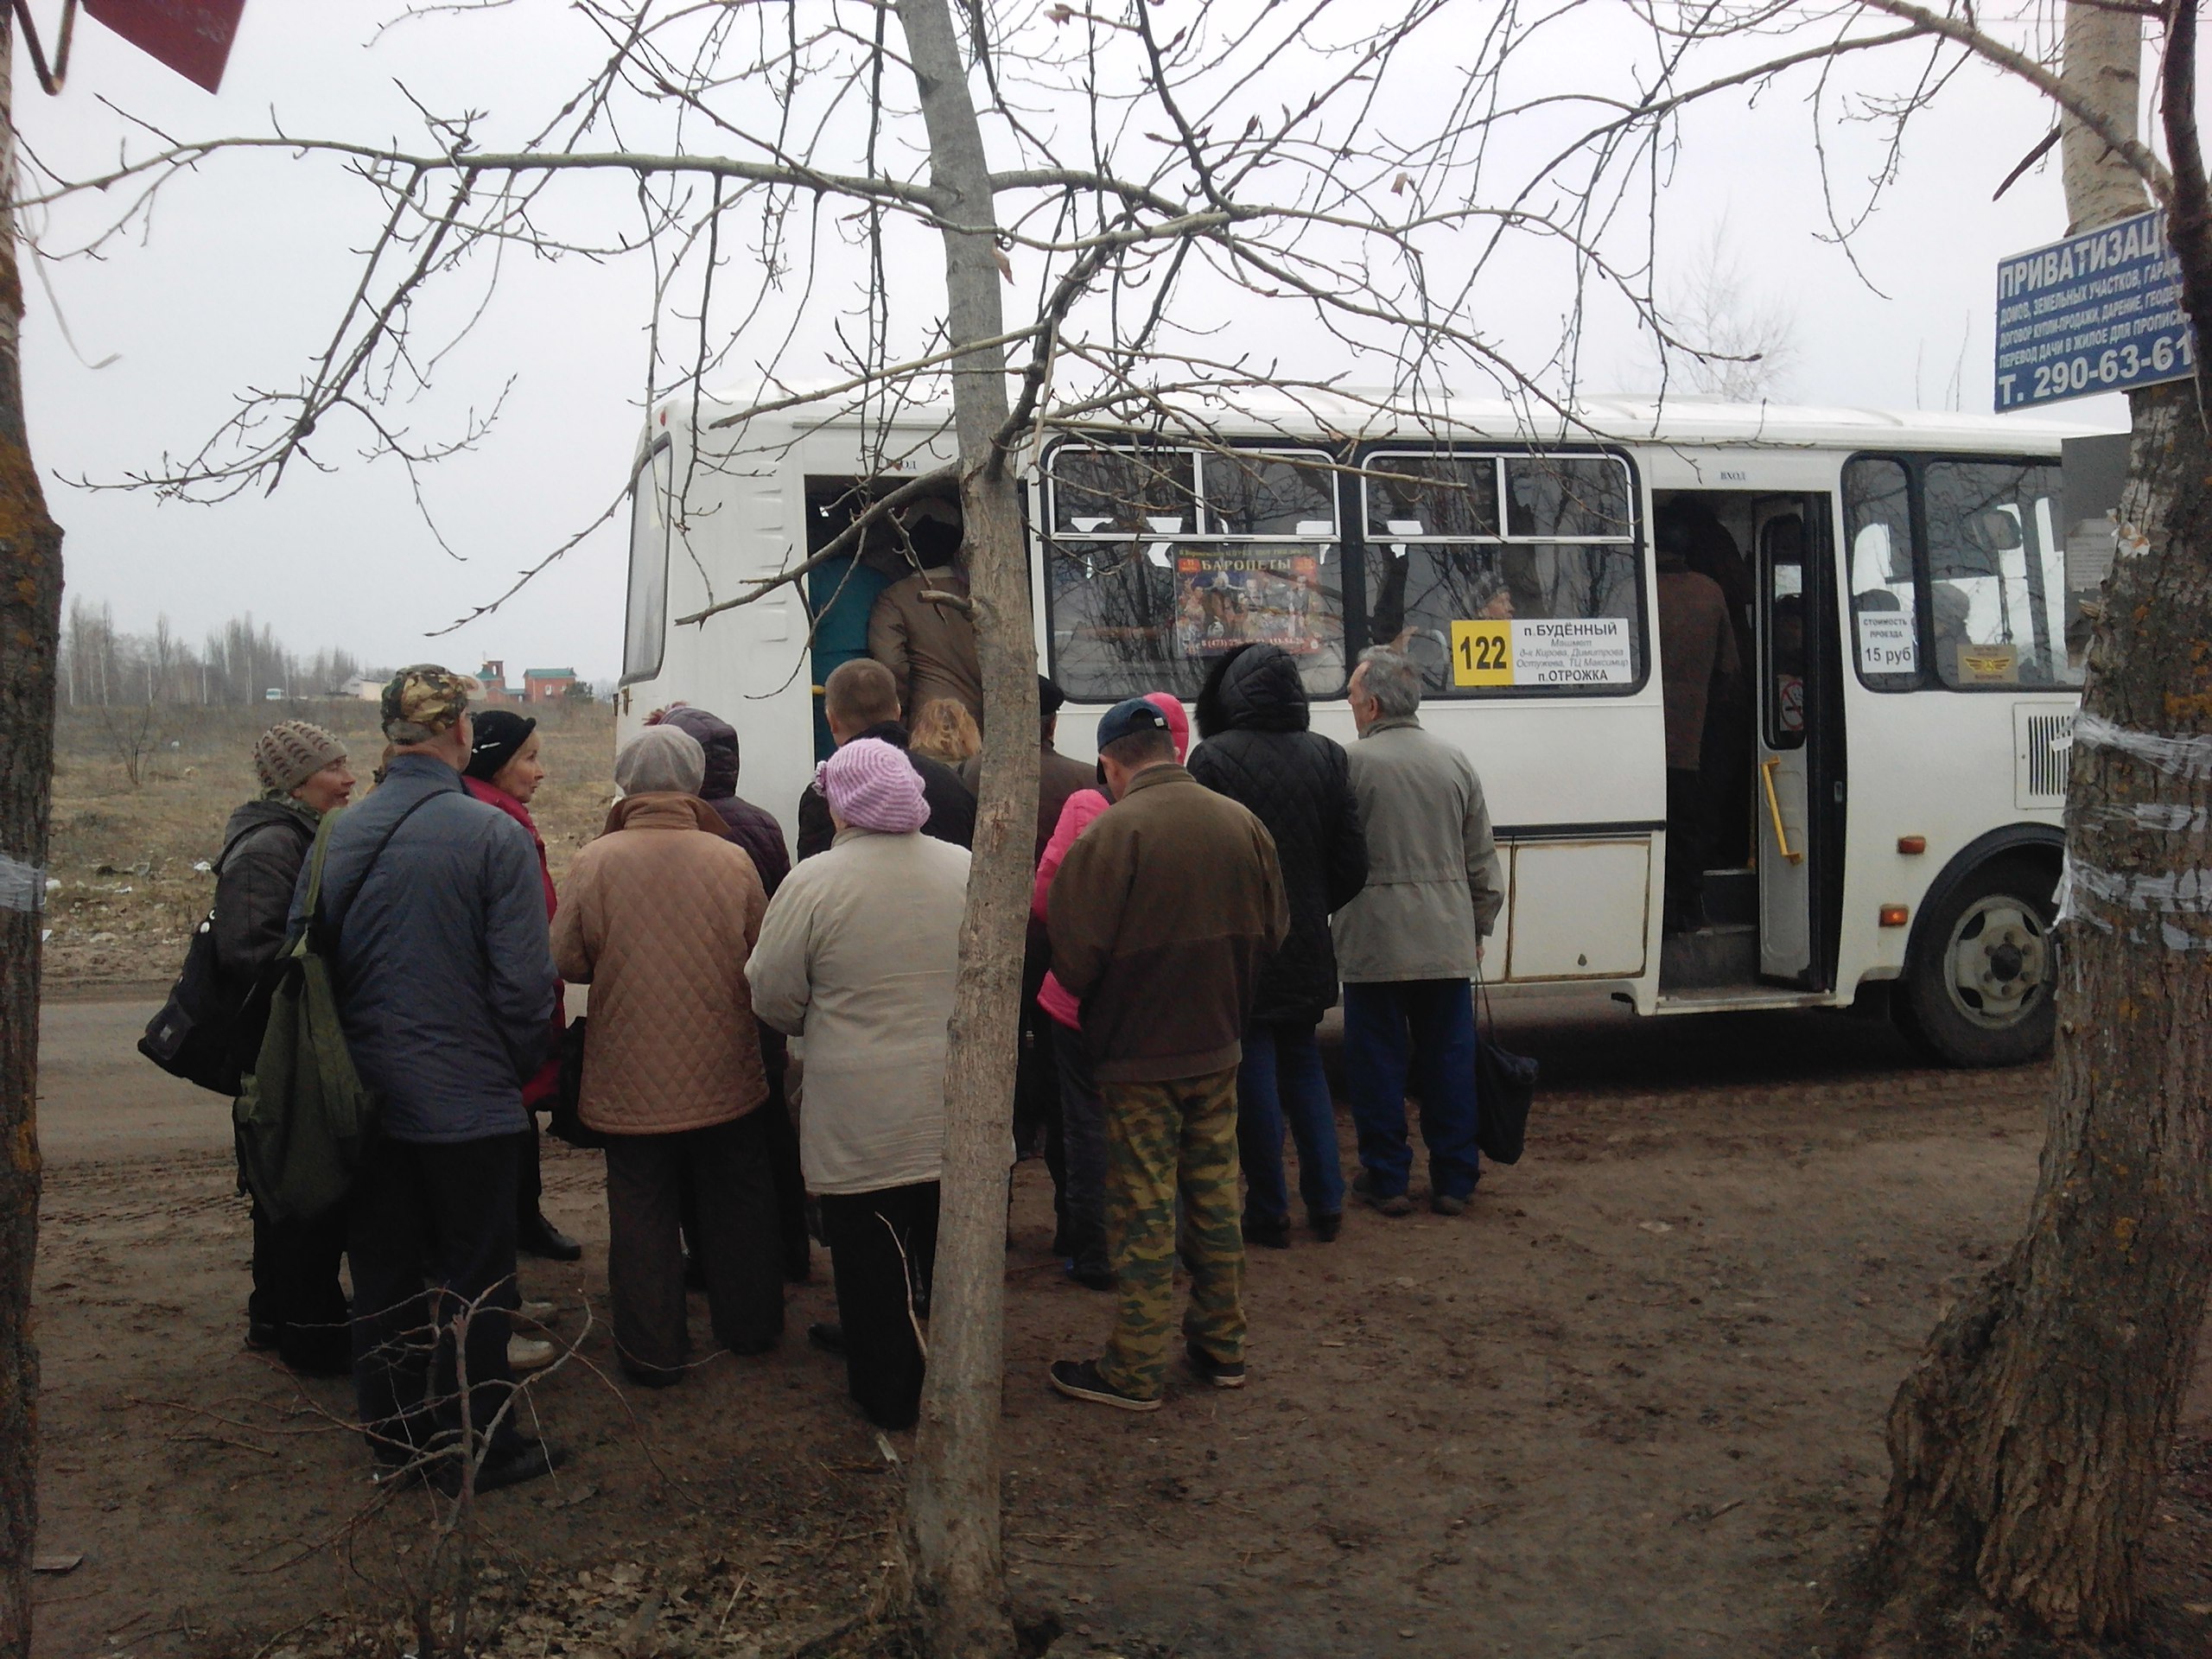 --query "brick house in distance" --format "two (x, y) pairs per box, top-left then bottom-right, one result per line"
(522, 667), (578, 704)
(476, 661), (523, 704)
